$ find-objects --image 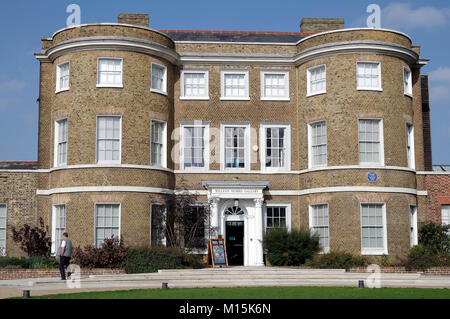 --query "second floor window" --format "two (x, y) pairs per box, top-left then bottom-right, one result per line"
(180, 70), (209, 99)
(221, 70), (249, 100)
(151, 120), (166, 167)
(56, 62), (70, 92)
(357, 62), (381, 91)
(261, 71), (289, 100)
(404, 67), (412, 96)
(97, 58), (122, 87)
(406, 123), (415, 169)
(359, 119), (383, 165)
(151, 63), (167, 94)
(307, 65), (326, 96)
(309, 121), (327, 168)
(54, 118), (68, 167)
(442, 205), (450, 226)
(97, 116), (121, 163)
